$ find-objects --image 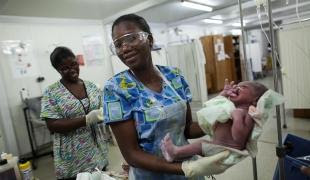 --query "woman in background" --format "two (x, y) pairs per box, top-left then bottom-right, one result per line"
(40, 47), (109, 180)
